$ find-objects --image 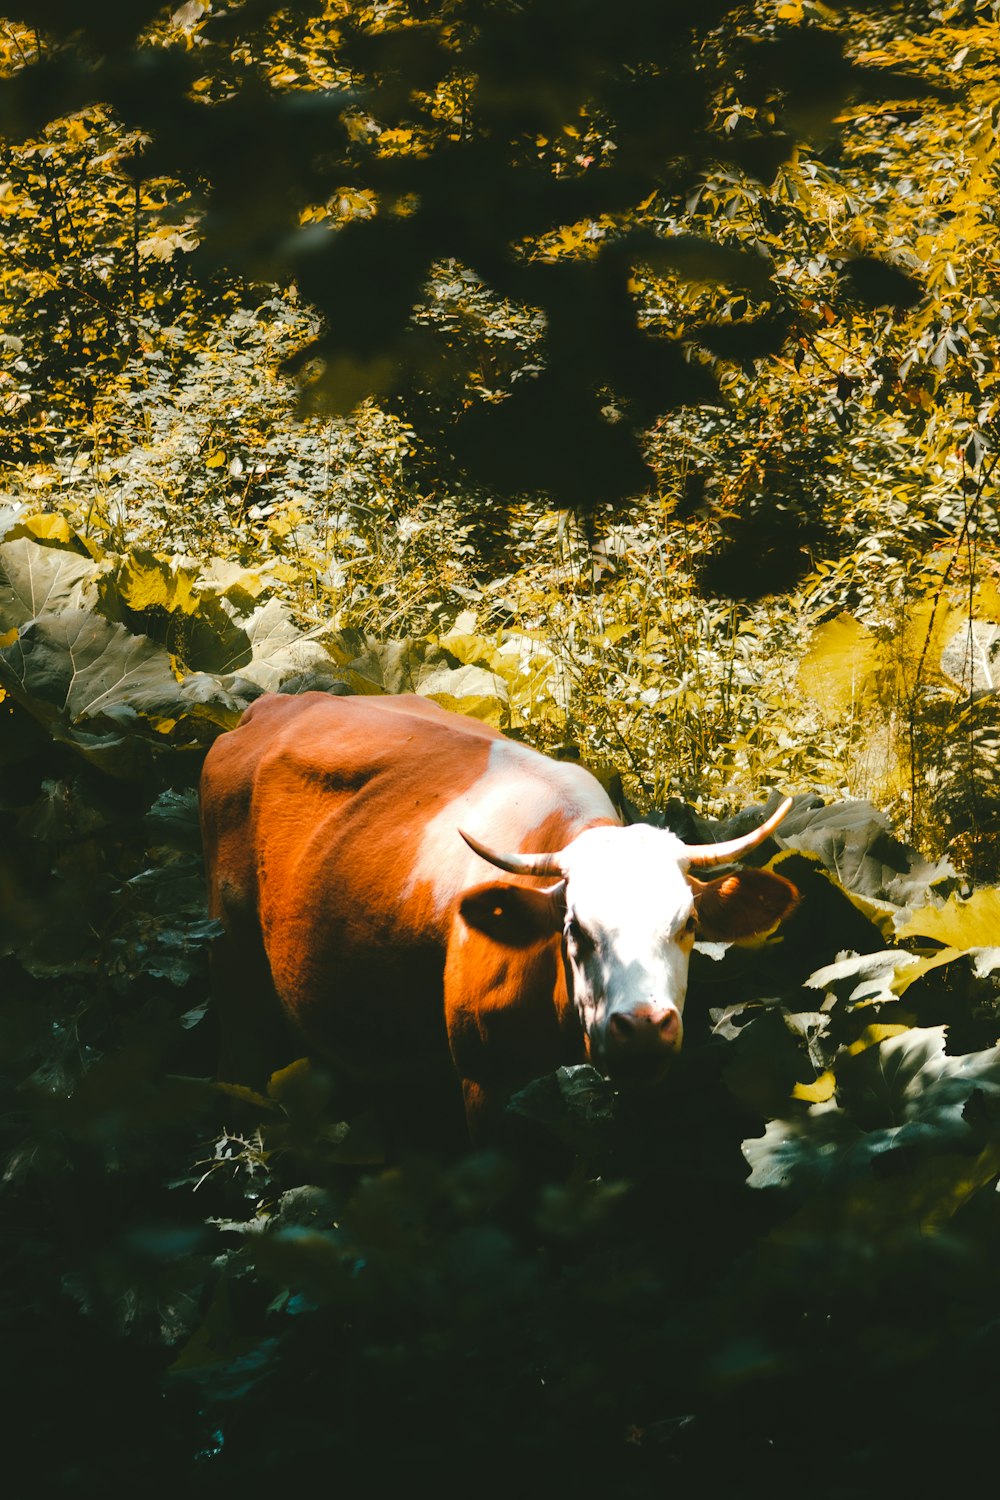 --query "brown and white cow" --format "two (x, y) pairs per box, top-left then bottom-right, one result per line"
(200, 691), (798, 1147)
